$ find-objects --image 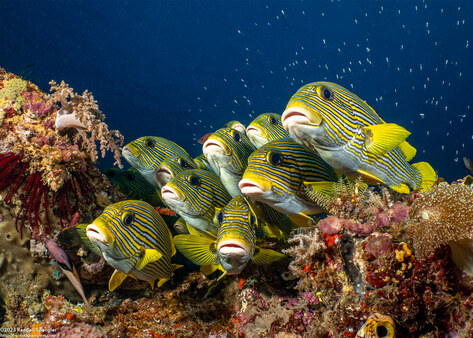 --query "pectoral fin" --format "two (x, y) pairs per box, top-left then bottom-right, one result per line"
(303, 181), (335, 196)
(109, 270), (128, 292)
(356, 169), (385, 185)
(136, 248), (163, 270)
(251, 247), (286, 265)
(200, 264), (222, 276)
(174, 235), (218, 266)
(363, 123), (410, 156)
